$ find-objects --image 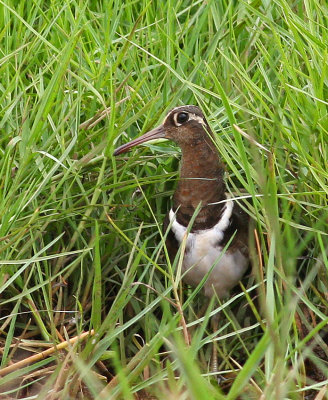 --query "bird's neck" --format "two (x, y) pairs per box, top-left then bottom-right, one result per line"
(173, 139), (226, 231)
